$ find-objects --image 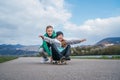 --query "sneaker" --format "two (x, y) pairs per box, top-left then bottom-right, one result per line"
(65, 57), (71, 60)
(40, 57), (49, 63)
(60, 56), (66, 62)
(44, 57), (49, 61)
